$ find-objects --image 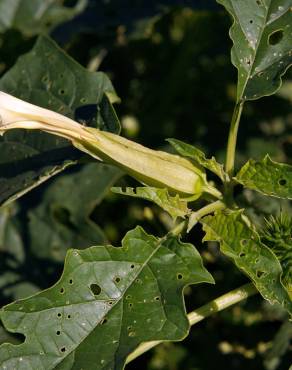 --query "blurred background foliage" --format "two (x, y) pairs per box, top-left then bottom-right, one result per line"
(0, 0), (291, 369)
